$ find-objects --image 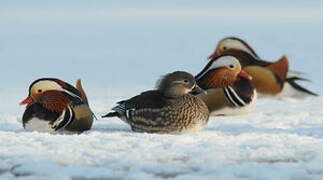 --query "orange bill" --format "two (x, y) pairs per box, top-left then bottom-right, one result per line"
(238, 70), (252, 80)
(20, 96), (33, 105)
